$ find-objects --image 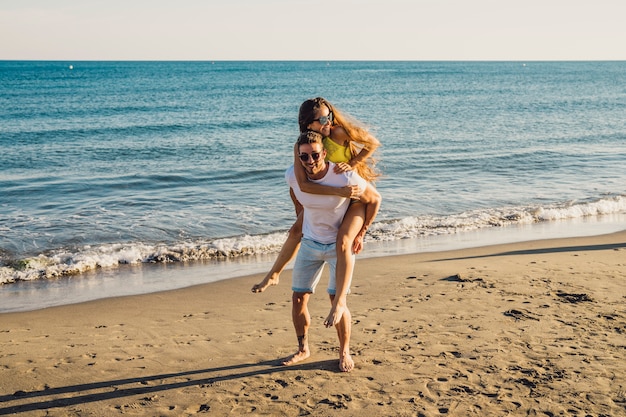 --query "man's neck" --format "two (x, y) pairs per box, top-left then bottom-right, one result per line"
(306, 162), (329, 181)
